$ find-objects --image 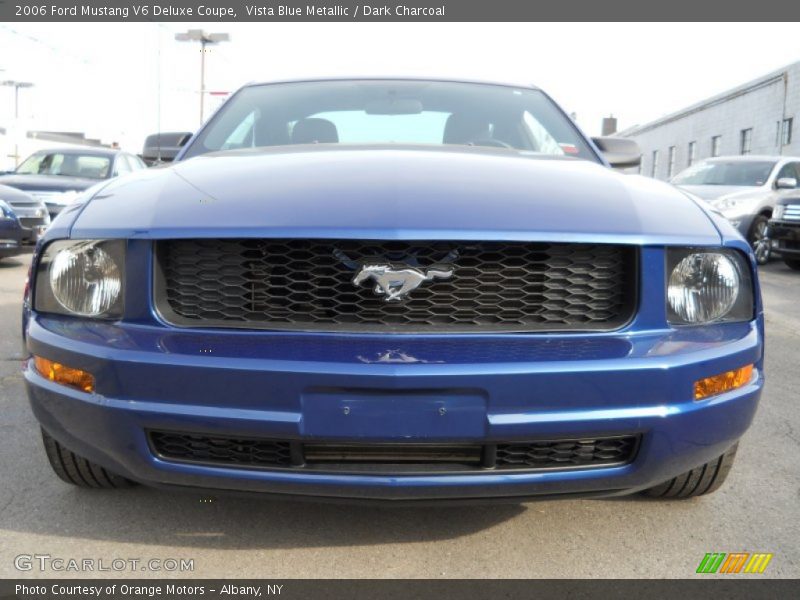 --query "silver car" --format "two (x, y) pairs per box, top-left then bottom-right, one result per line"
(671, 155), (800, 264)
